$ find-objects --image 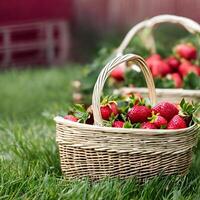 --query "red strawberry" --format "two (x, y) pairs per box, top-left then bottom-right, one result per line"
(167, 115), (187, 129)
(146, 54), (162, 69)
(167, 73), (183, 88)
(152, 102), (179, 122)
(165, 56), (180, 71)
(196, 66), (200, 75)
(112, 120), (124, 128)
(100, 105), (112, 120)
(179, 62), (199, 77)
(193, 65), (200, 76)
(172, 73), (183, 88)
(110, 63), (125, 81)
(175, 43), (197, 60)
(64, 115), (78, 122)
(179, 62), (191, 77)
(189, 66), (199, 75)
(127, 105), (152, 123)
(150, 60), (171, 77)
(160, 61), (172, 76)
(150, 60), (162, 76)
(141, 122), (157, 129)
(110, 102), (119, 116)
(149, 114), (168, 128)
